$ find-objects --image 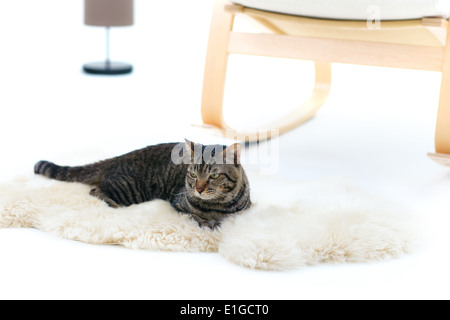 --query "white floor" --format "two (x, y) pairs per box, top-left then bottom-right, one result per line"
(1, 0), (449, 300)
